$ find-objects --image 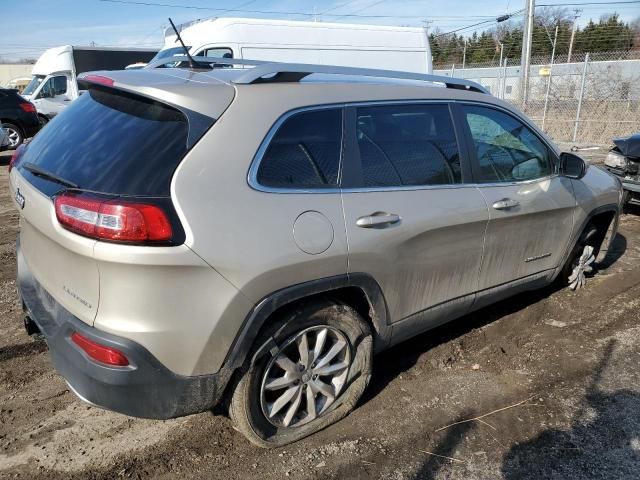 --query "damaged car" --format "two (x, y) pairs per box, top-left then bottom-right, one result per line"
(604, 133), (640, 205)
